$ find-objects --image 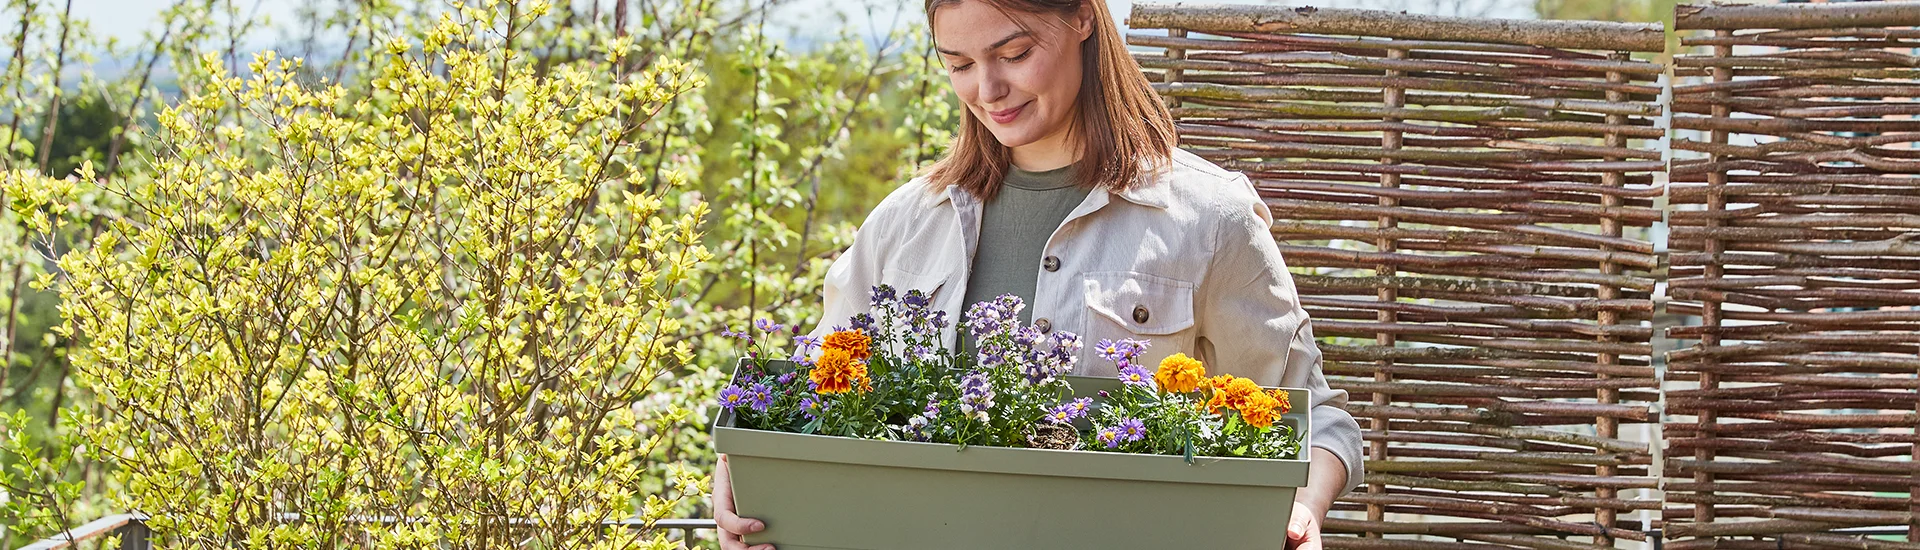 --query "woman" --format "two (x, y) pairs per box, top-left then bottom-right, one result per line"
(713, 0), (1363, 548)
